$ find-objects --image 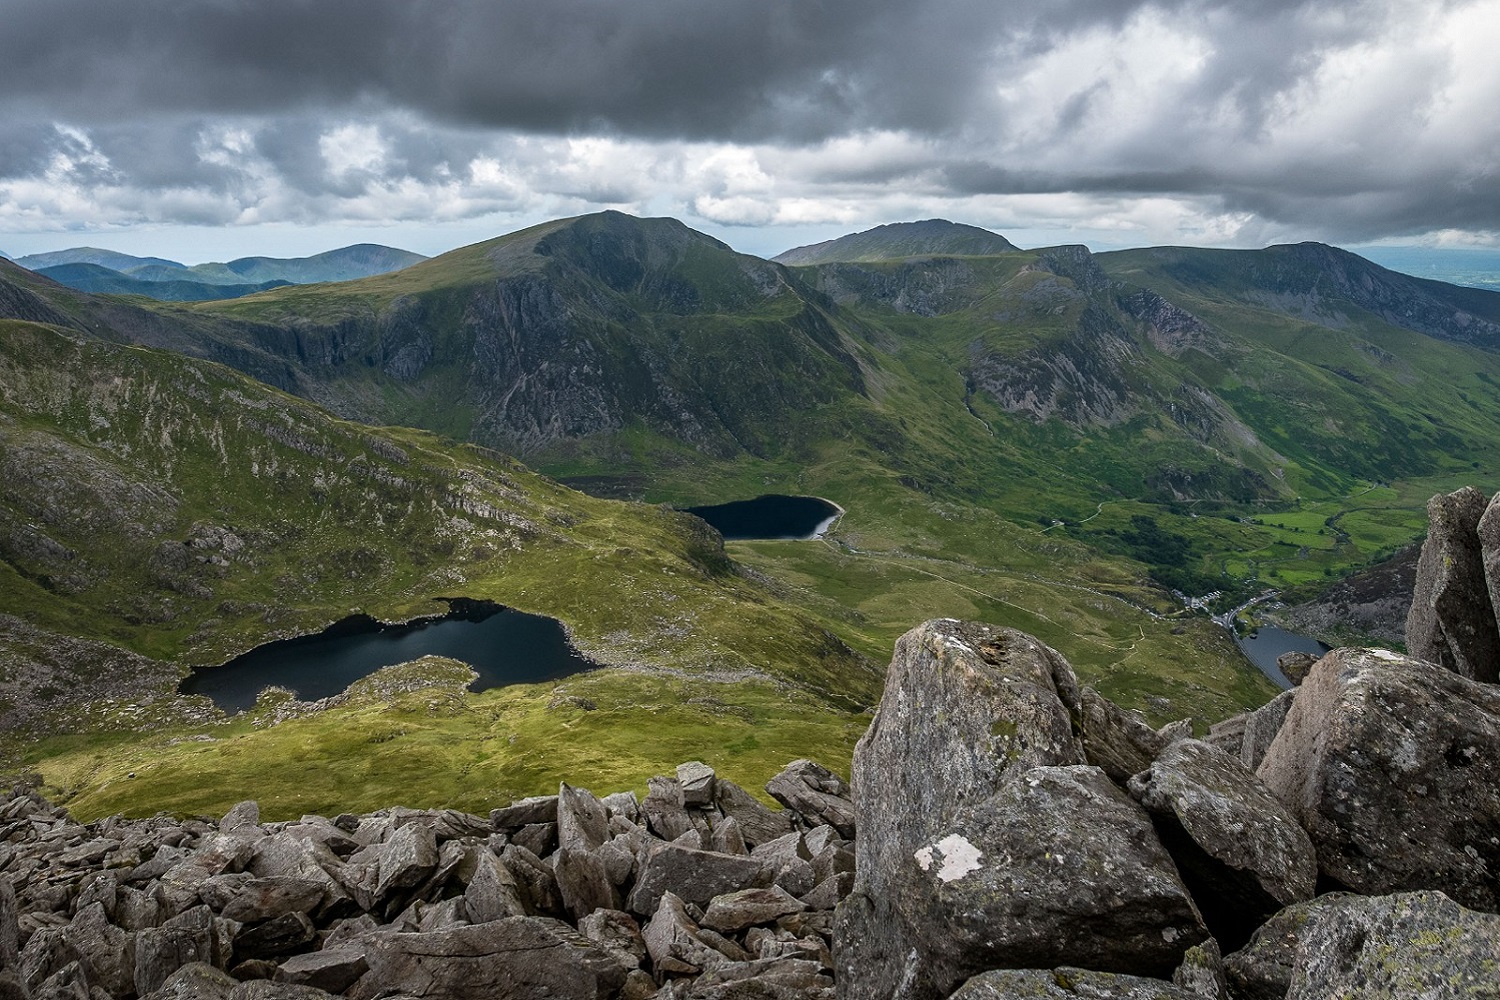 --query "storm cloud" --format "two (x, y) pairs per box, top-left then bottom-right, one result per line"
(2, 0), (1497, 253)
